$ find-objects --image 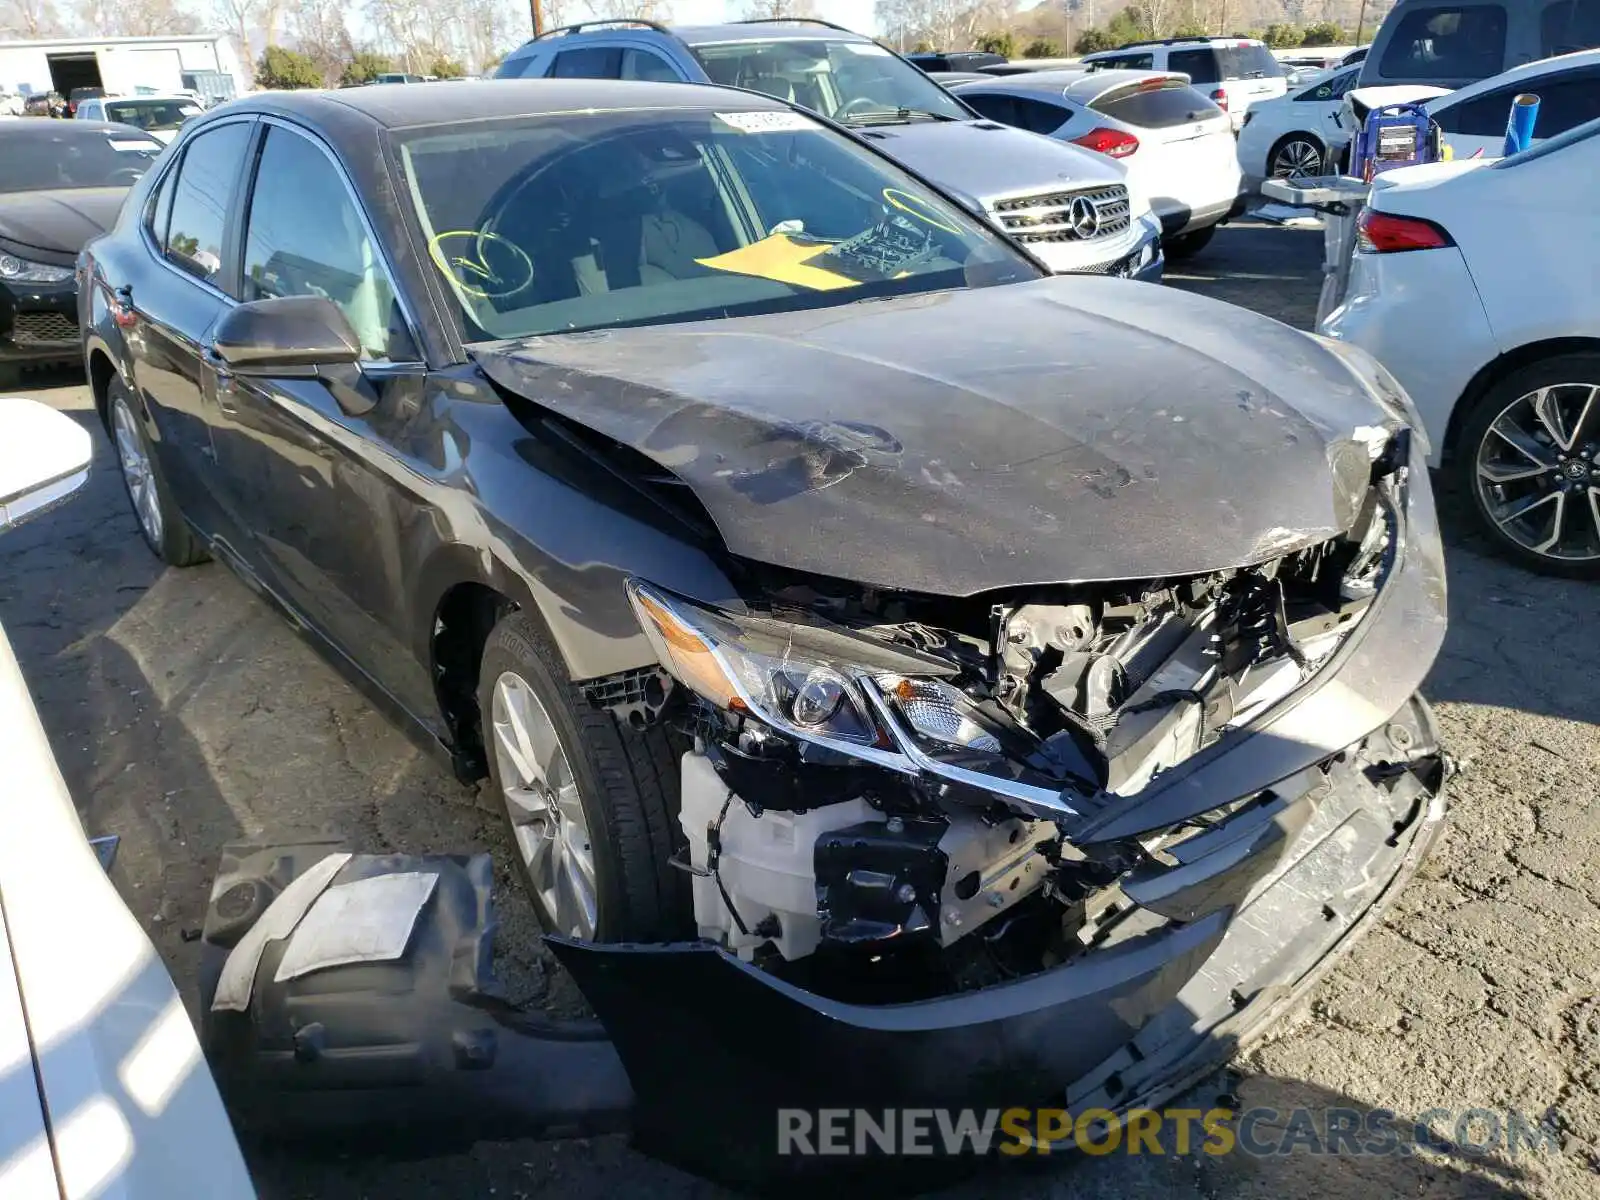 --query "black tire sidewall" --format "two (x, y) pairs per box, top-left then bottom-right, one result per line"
(1165, 224), (1217, 259)
(1270, 132), (1325, 179)
(477, 612), (634, 941)
(1454, 353), (1600, 579)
